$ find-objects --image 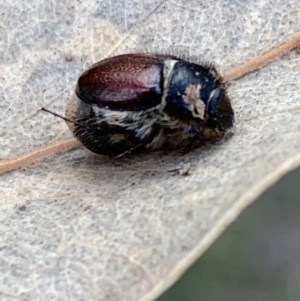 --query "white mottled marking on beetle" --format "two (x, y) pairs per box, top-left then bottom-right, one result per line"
(161, 59), (178, 108)
(182, 84), (206, 120)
